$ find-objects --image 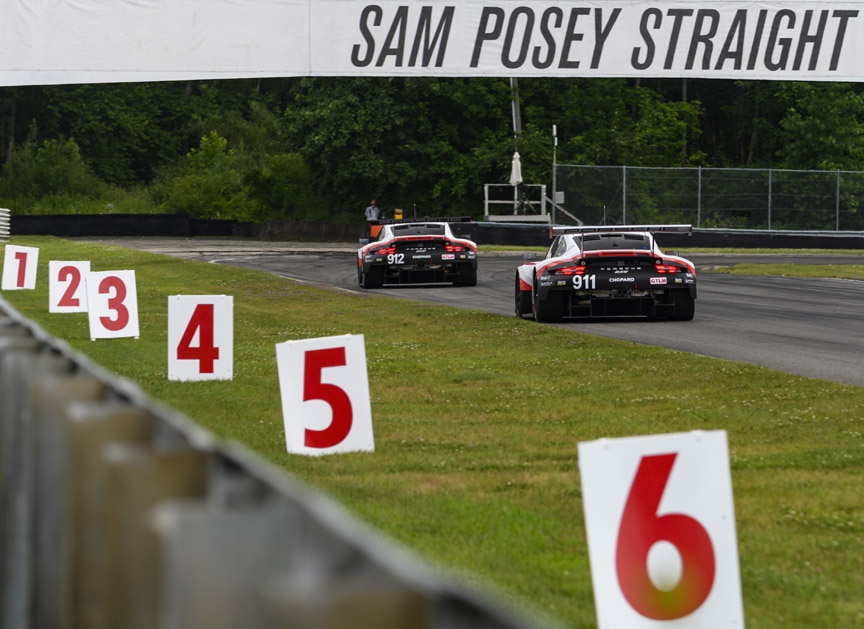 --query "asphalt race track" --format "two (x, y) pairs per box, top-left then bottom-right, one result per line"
(87, 239), (864, 388)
